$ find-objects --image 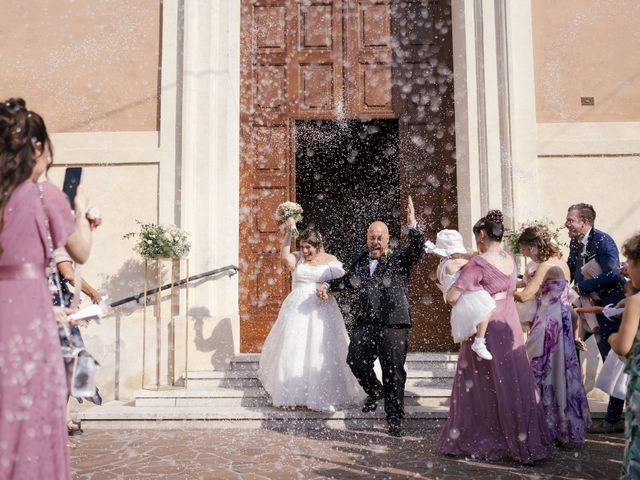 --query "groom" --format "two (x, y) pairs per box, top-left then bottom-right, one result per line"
(317, 196), (424, 437)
